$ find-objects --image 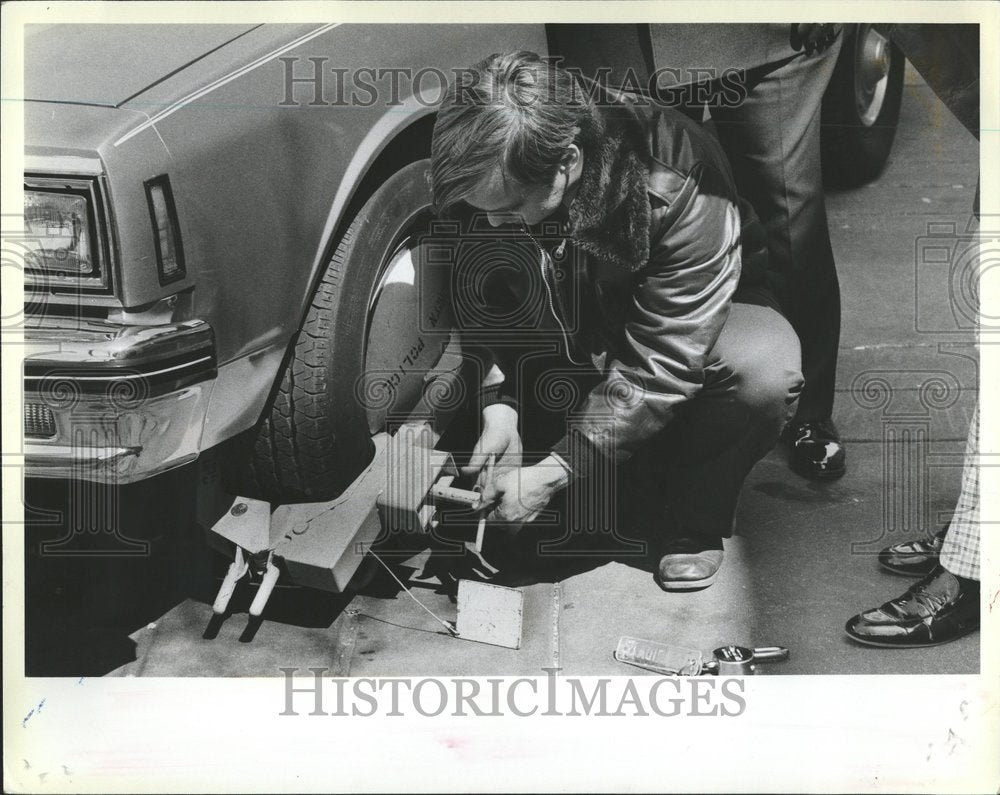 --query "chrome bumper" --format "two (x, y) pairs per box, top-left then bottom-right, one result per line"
(23, 317), (217, 483)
